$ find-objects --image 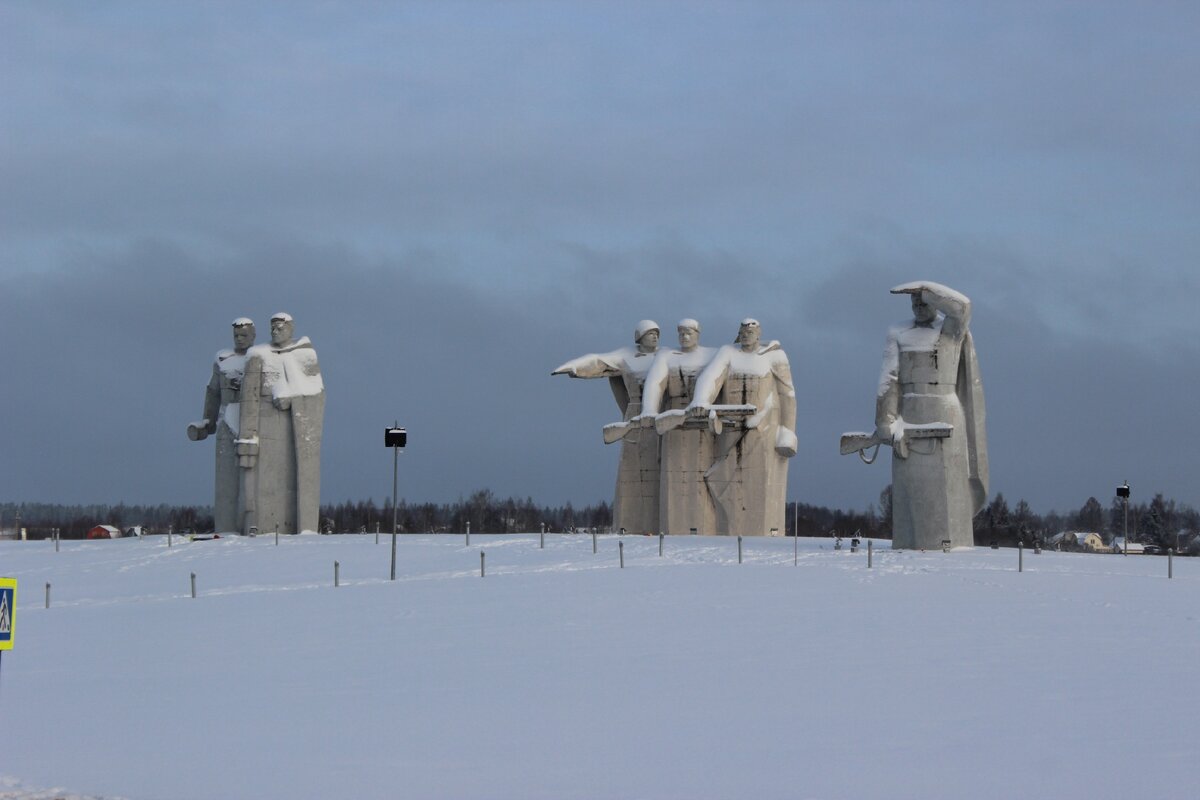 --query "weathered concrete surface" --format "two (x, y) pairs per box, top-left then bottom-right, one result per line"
(237, 313), (325, 535)
(875, 282), (988, 549)
(552, 321), (660, 534)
